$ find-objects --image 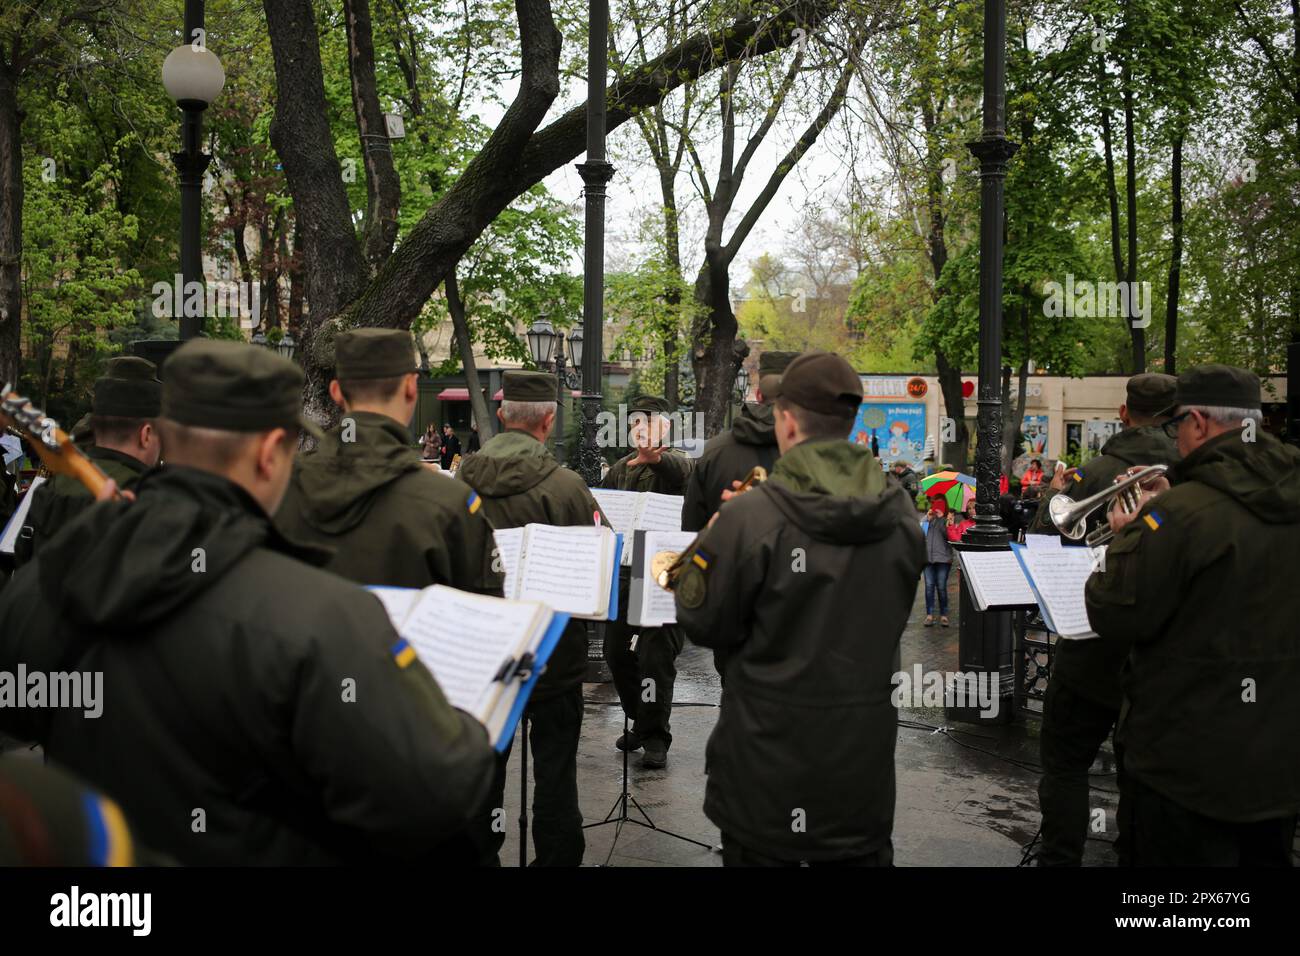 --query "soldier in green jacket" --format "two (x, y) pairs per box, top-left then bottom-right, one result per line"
(1085, 364), (1300, 866)
(1034, 372), (1179, 866)
(275, 328), (501, 593)
(13, 356), (162, 566)
(601, 394), (692, 769)
(458, 370), (606, 866)
(0, 340), (496, 865)
(682, 351), (796, 533)
(675, 352), (925, 865)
